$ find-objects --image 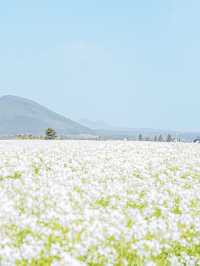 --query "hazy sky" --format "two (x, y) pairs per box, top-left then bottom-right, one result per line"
(0, 0), (200, 131)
